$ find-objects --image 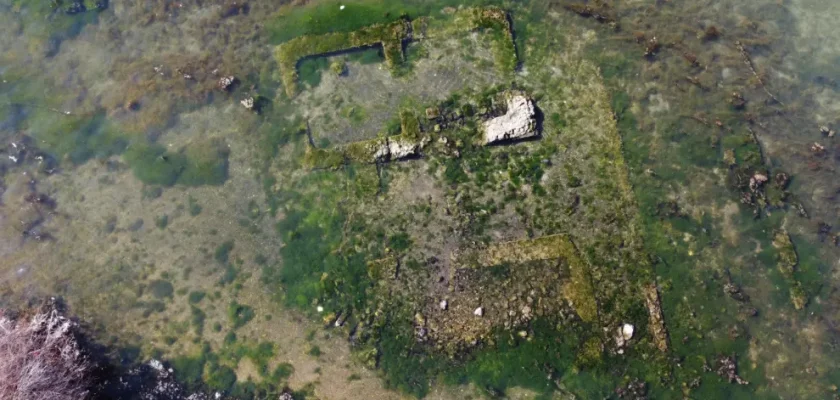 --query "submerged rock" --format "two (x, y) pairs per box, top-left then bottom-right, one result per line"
(716, 355), (749, 385)
(240, 96), (254, 110)
(217, 76), (236, 91)
(482, 92), (538, 144)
